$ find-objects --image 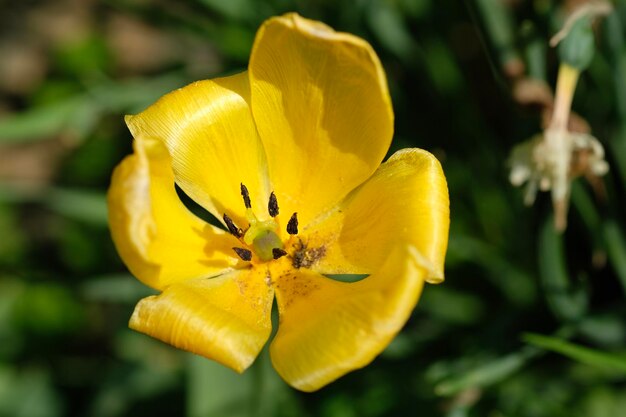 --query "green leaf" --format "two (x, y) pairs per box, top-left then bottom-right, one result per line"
(538, 217), (588, 321)
(187, 348), (293, 417)
(53, 35), (111, 75)
(12, 283), (85, 335)
(570, 182), (601, 232)
(422, 39), (463, 95)
(81, 274), (156, 303)
(89, 331), (182, 417)
(366, 0), (416, 60)
(0, 74), (185, 145)
(0, 184), (108, 226)
(570, 182), (605, 259)
(0, 97), (90, 144)
(521, 21), (547, 80)
(434, 348), (539, 396)
(0, 366), (63, 417)
(46, 188), (108, 226)
(475, 0), (519, 66)
(87, 74), (187, 114)
(446, 407), (470, 417)
(188, 355), (249, 417)
(324, 274), (368, 283)
(212, 25), (256, 62)
(579, 315), (626, 348)
(523, 333), (626, 374)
